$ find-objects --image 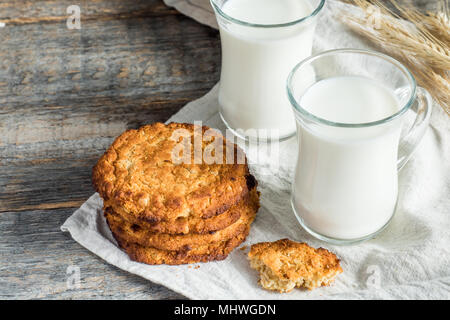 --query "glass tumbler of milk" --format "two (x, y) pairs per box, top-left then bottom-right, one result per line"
(287, 49), (432, 244)
(210, 0), (325, 141)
